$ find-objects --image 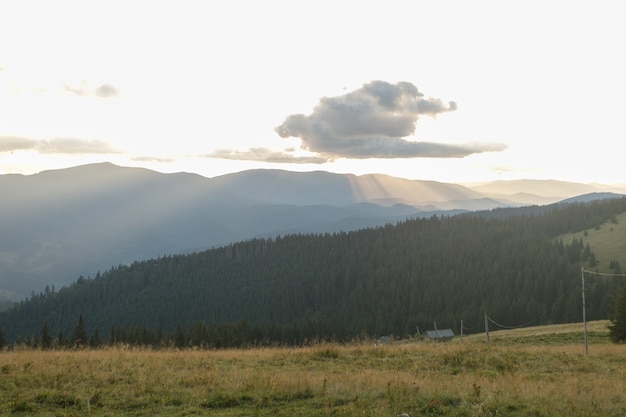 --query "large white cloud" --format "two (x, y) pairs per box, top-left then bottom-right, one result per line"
(275, 80), (506, 160)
